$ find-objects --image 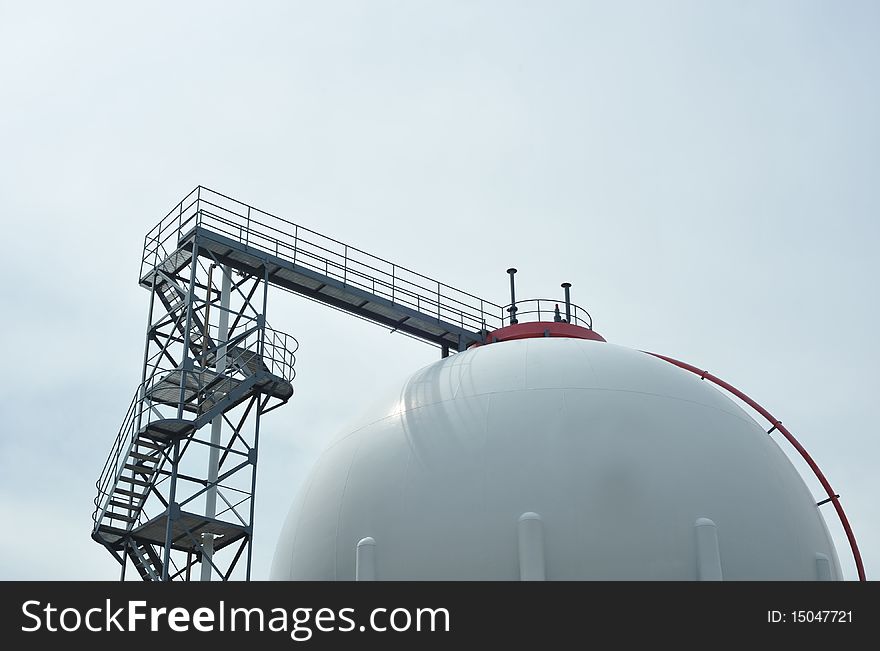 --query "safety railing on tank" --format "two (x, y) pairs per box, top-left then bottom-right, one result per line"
(500, 298), (593, 329)
(141, 186), (506, 335)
